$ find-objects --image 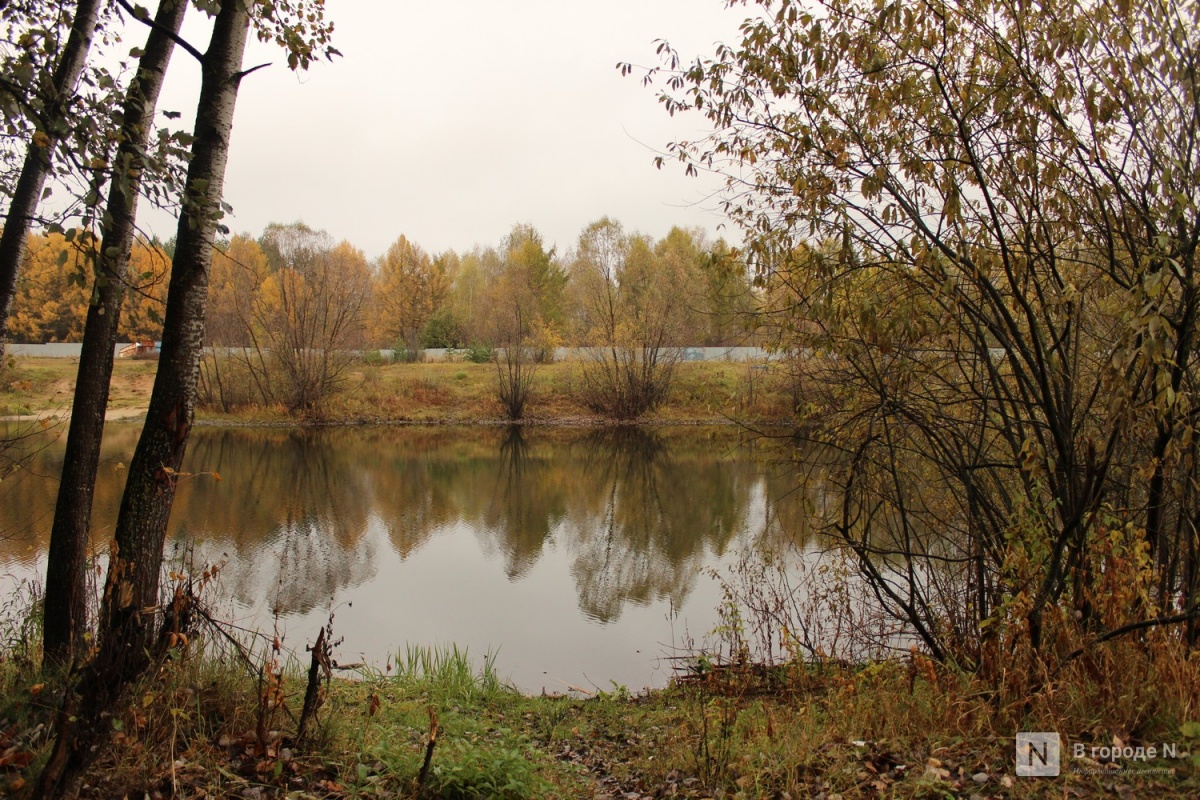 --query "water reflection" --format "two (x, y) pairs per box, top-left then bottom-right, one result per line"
(0, 423), (806, 688)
